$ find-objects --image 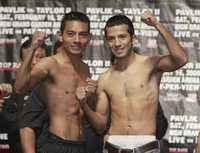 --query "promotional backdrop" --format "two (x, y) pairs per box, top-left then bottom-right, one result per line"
(0, 0), (200, 153)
